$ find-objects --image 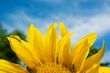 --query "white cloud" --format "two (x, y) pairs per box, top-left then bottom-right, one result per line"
(44, 13), (110, 44)
(3, 10), (110, 40)
(67, 14), (110, 44)
(2, 9), (110, 62)
(102, 51), (110, 62)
